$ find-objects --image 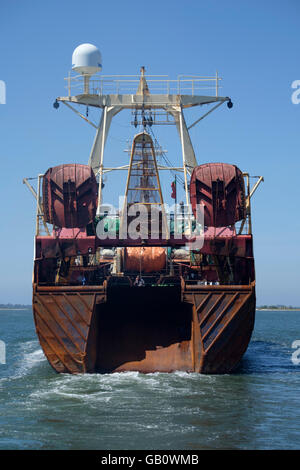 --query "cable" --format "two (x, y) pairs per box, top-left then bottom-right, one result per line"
(147, 126), (185, 187)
